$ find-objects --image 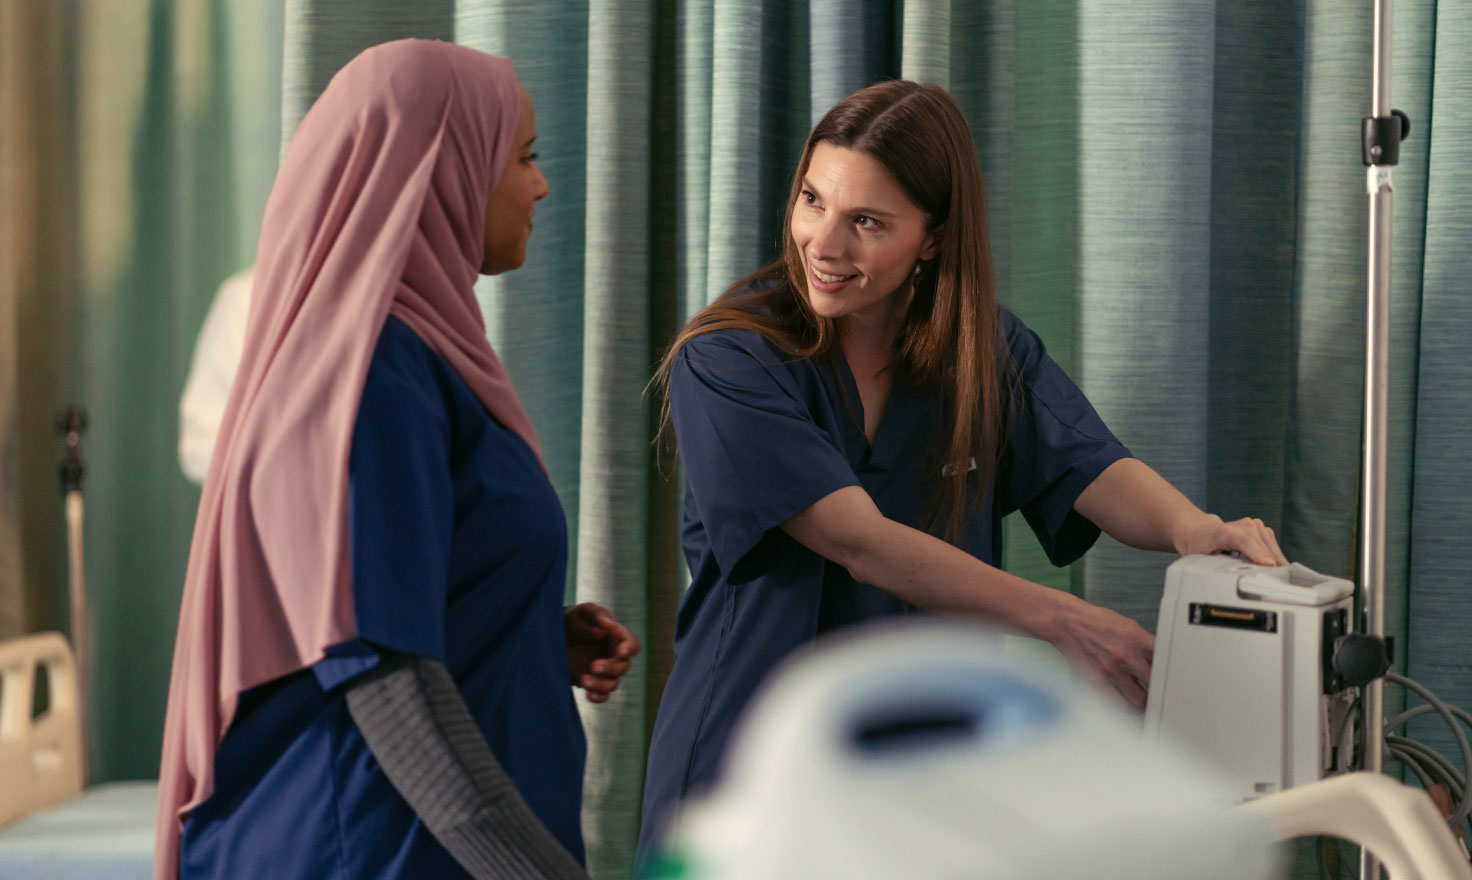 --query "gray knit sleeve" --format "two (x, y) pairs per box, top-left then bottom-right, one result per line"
(344, 655), (589, 880)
